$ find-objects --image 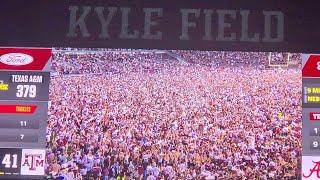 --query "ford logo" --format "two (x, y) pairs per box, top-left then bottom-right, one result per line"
(0, 53), (34, 66)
